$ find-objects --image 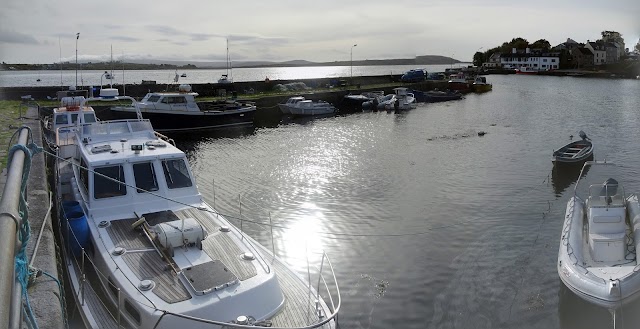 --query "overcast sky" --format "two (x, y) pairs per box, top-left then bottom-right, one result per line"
(0, 0), (638, 64)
